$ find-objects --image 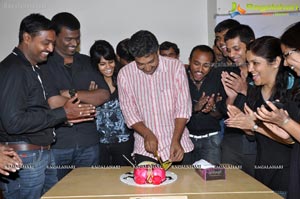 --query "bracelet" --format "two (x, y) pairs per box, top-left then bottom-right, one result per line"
(251, 123), (258, 132)
(282, 117), (291, 126)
